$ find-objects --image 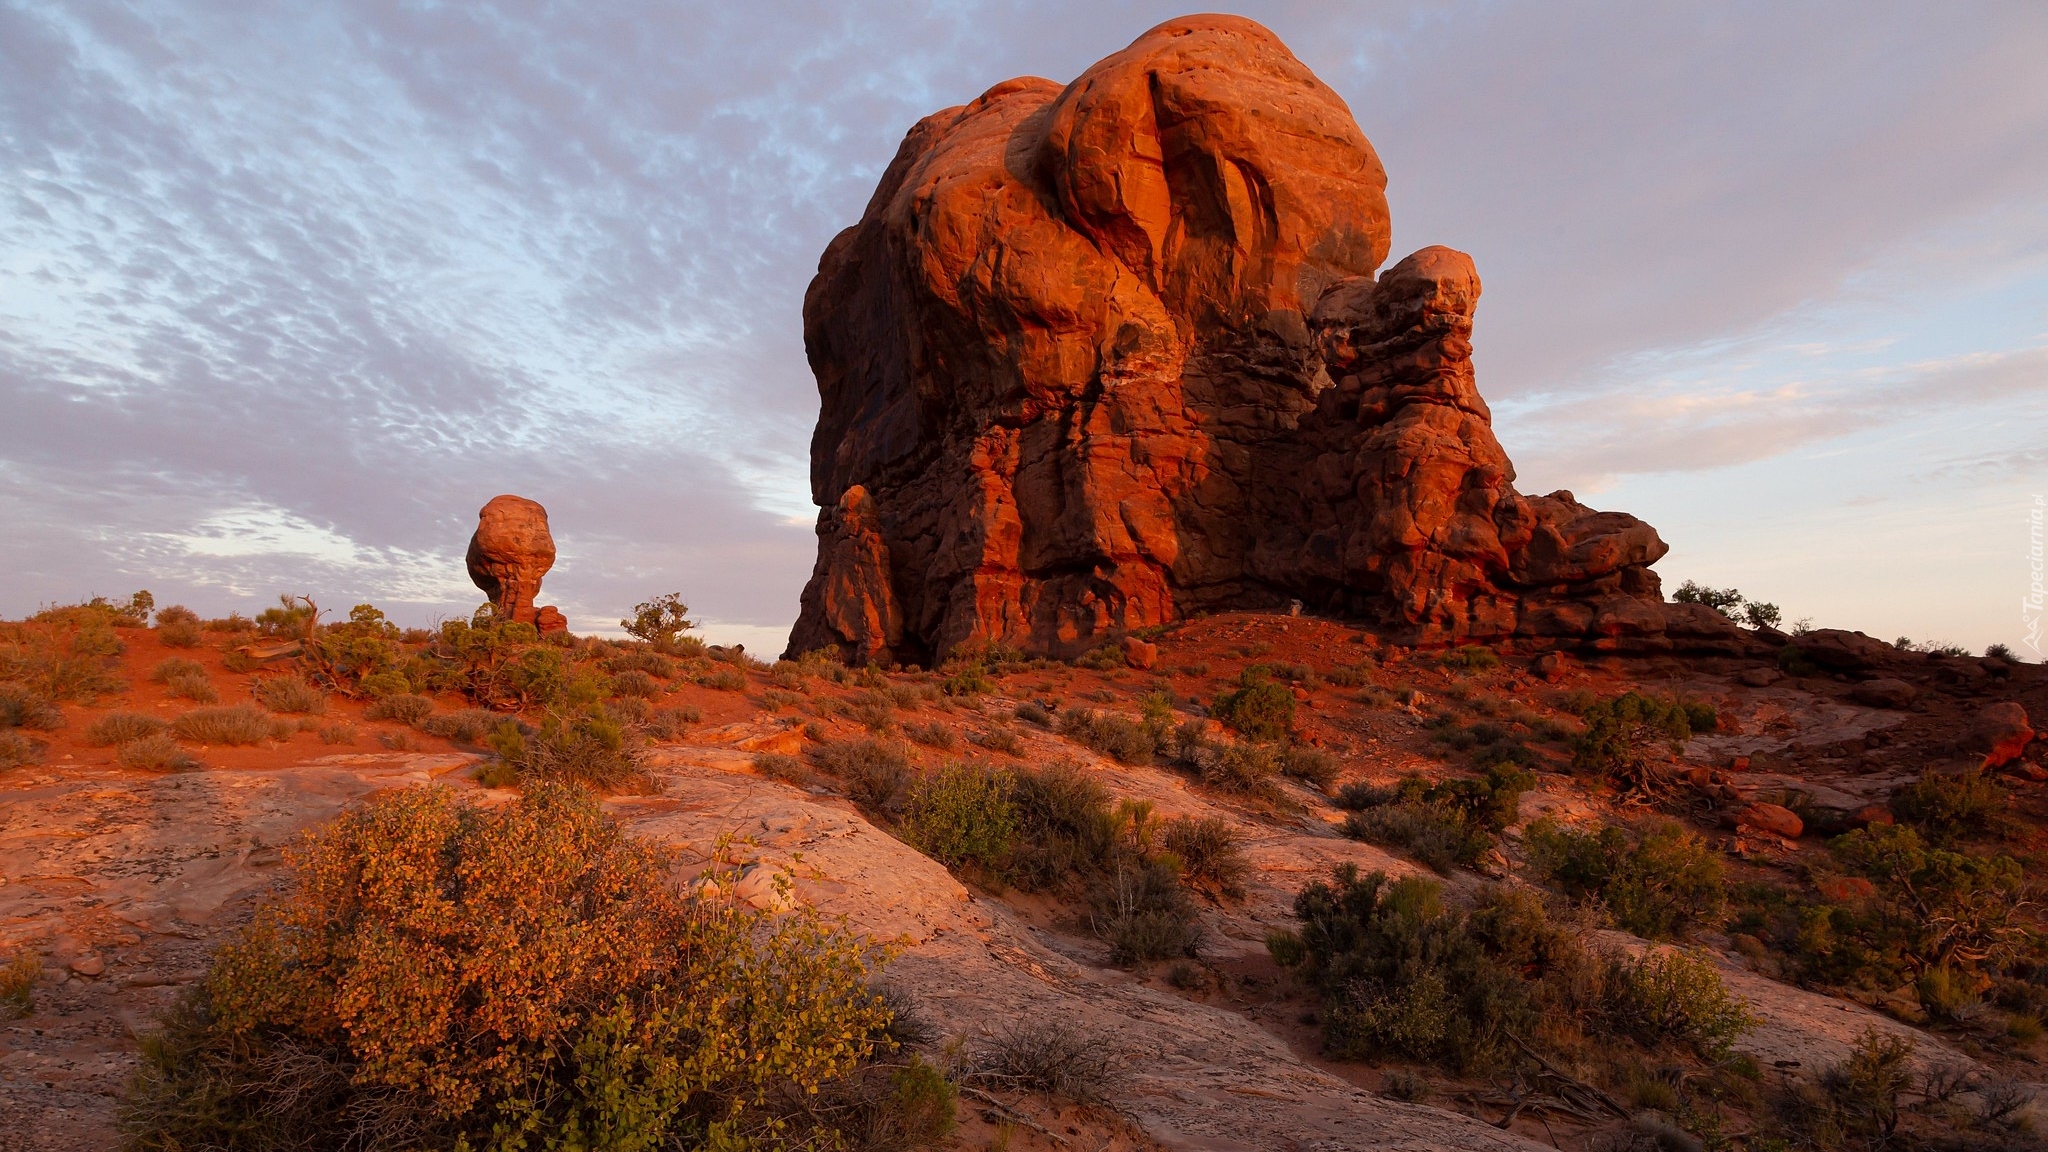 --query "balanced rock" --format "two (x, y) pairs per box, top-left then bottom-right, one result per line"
(787, 16), (1734, 664)
(466, 495), (566, 631)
